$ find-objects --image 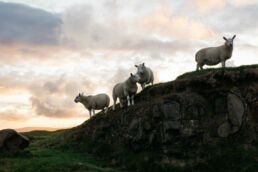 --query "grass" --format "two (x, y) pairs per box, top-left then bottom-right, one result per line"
(0, 130), (120, 172)
(45, 130), (258, 172)
(1, 121), (257, 172)
(0, 149), (117, 172)
(191, 142), (258, 172)
(177, 64), (258, 79)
